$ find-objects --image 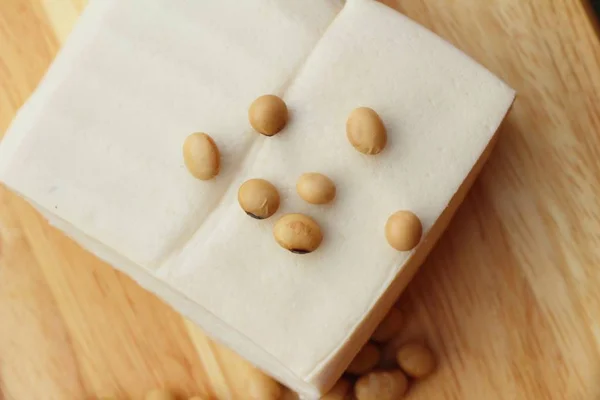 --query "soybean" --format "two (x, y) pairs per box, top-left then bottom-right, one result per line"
(296, 173), (336, 204)
(346, 107), (387, 155)
(238, 179), (280, 219)
(273, 214), (323, 254)
(249, 94), (288, 136)
(354, 370), (408, 400)
(183, 133), (220, 180)
(385, 210), (422, 251)
(396, 342), (436, 379)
